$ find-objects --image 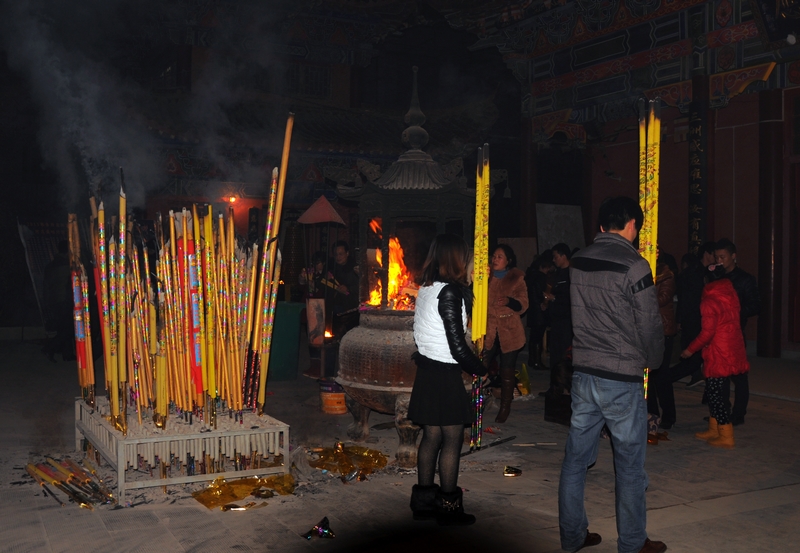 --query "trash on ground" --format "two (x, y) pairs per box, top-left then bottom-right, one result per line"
(192, 473), (295, 510)
(303, 516), (335, 539)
